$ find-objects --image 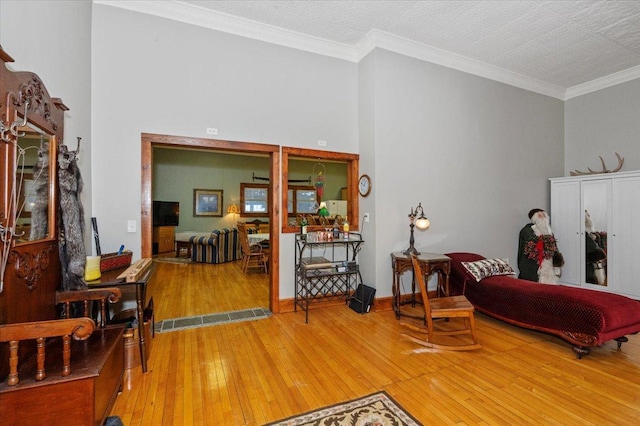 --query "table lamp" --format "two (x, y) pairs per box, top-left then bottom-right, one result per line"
(227, 203), (240, 223)
(403, 202), (430, 255)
